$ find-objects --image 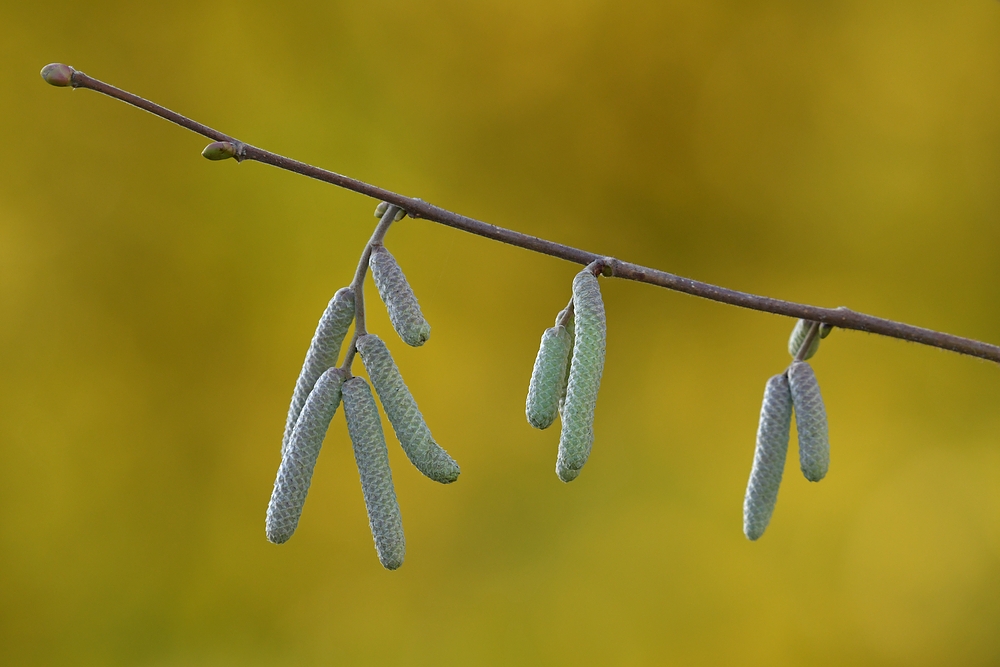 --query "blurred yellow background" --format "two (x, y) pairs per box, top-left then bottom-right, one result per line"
(3, 1), (1000, 665)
